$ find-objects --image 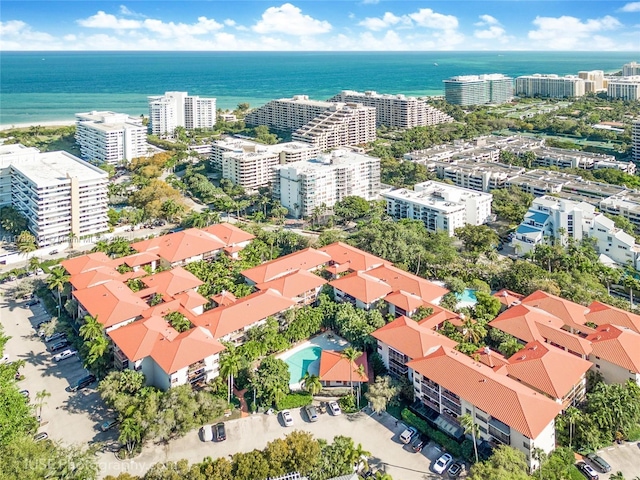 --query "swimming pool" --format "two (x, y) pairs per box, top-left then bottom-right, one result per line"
(283, 345), (322, 385)
(456, 289), (478, 304)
